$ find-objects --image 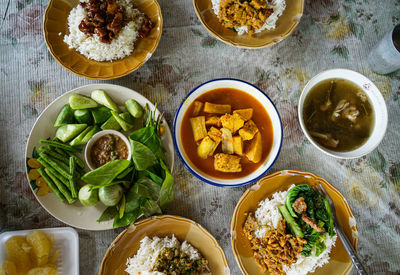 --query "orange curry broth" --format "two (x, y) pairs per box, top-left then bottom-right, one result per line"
(181, 88), (273, 179)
